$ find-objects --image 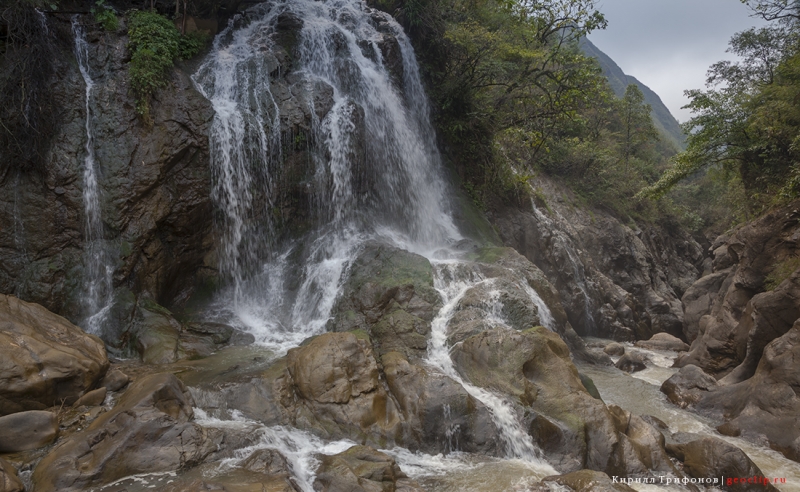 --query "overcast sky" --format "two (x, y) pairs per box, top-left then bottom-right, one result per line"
(588, 0), (768, 122)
